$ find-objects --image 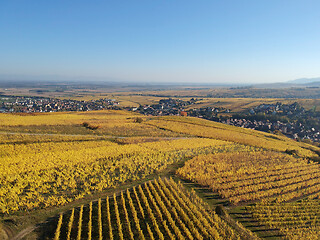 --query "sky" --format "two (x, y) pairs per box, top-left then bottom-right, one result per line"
(0, 0), (319, 84)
